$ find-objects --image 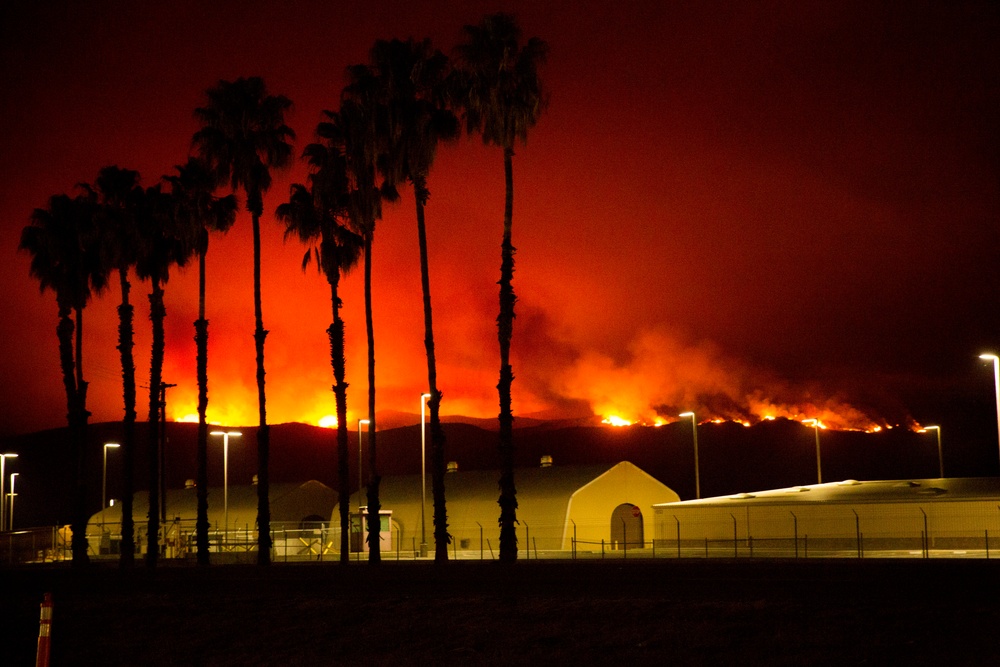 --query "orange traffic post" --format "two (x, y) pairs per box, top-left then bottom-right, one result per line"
(35, 592), (52, 667)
